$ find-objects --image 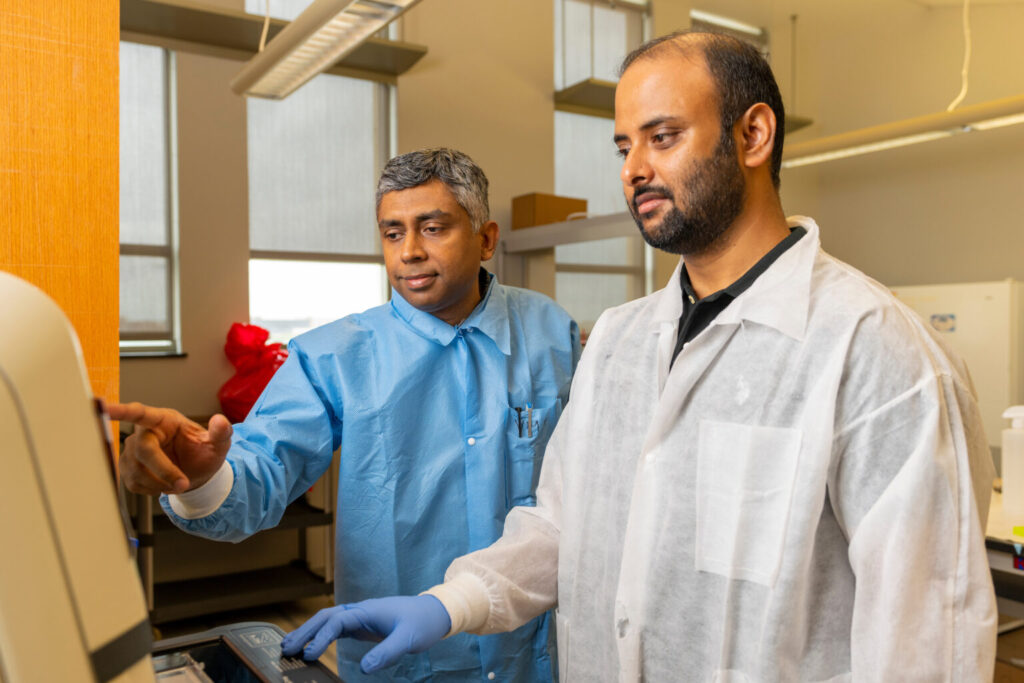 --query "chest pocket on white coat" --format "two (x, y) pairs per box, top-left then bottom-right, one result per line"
(695, 420), (802, 587)
(505, 399), (561, 508)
